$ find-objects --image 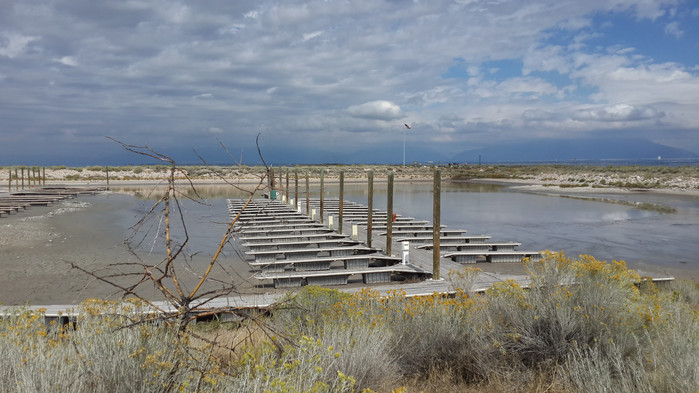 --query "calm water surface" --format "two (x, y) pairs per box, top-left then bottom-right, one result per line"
(112, 182), (699, 276)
